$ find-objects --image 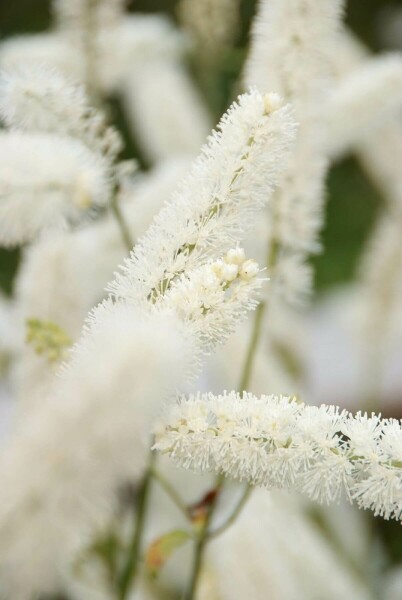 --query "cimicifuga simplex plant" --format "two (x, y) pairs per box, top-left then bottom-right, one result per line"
(0, 0), (402, 599)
